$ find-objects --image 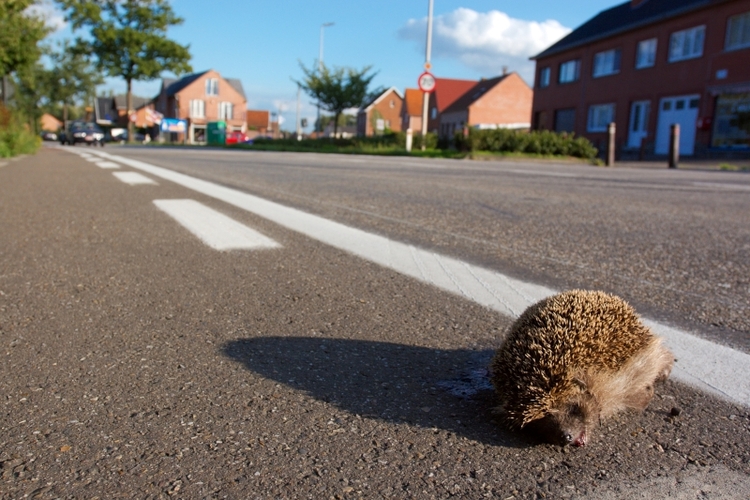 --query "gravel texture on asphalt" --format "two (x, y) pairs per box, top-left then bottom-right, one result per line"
(1, 149), (748, 499)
